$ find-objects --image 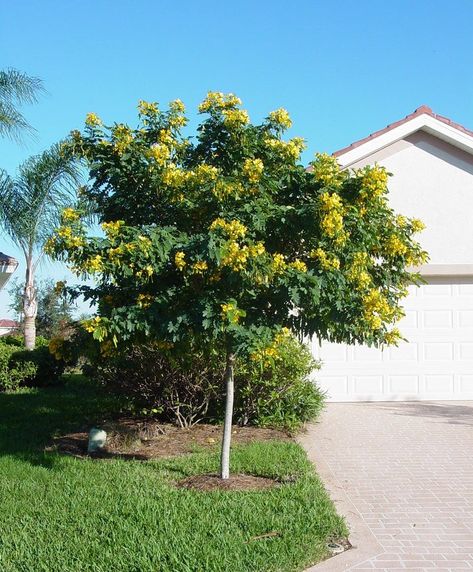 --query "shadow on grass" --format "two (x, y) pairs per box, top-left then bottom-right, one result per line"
(0, 376), (119, 469)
